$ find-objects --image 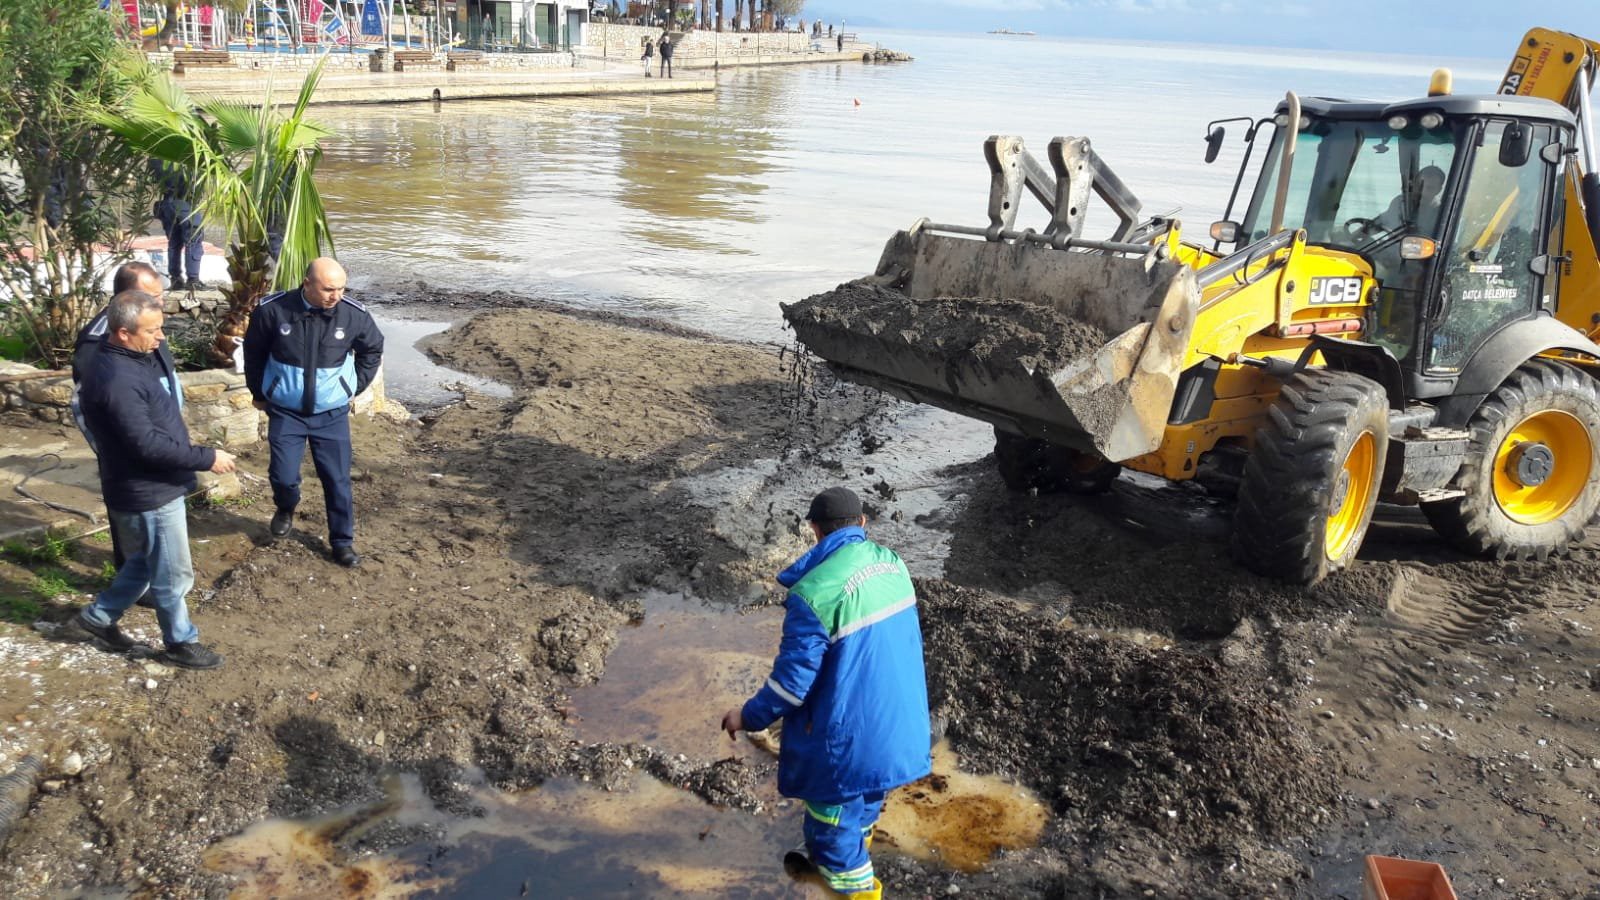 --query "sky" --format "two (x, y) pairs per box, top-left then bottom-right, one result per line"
(802, 0), (1597, 59)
